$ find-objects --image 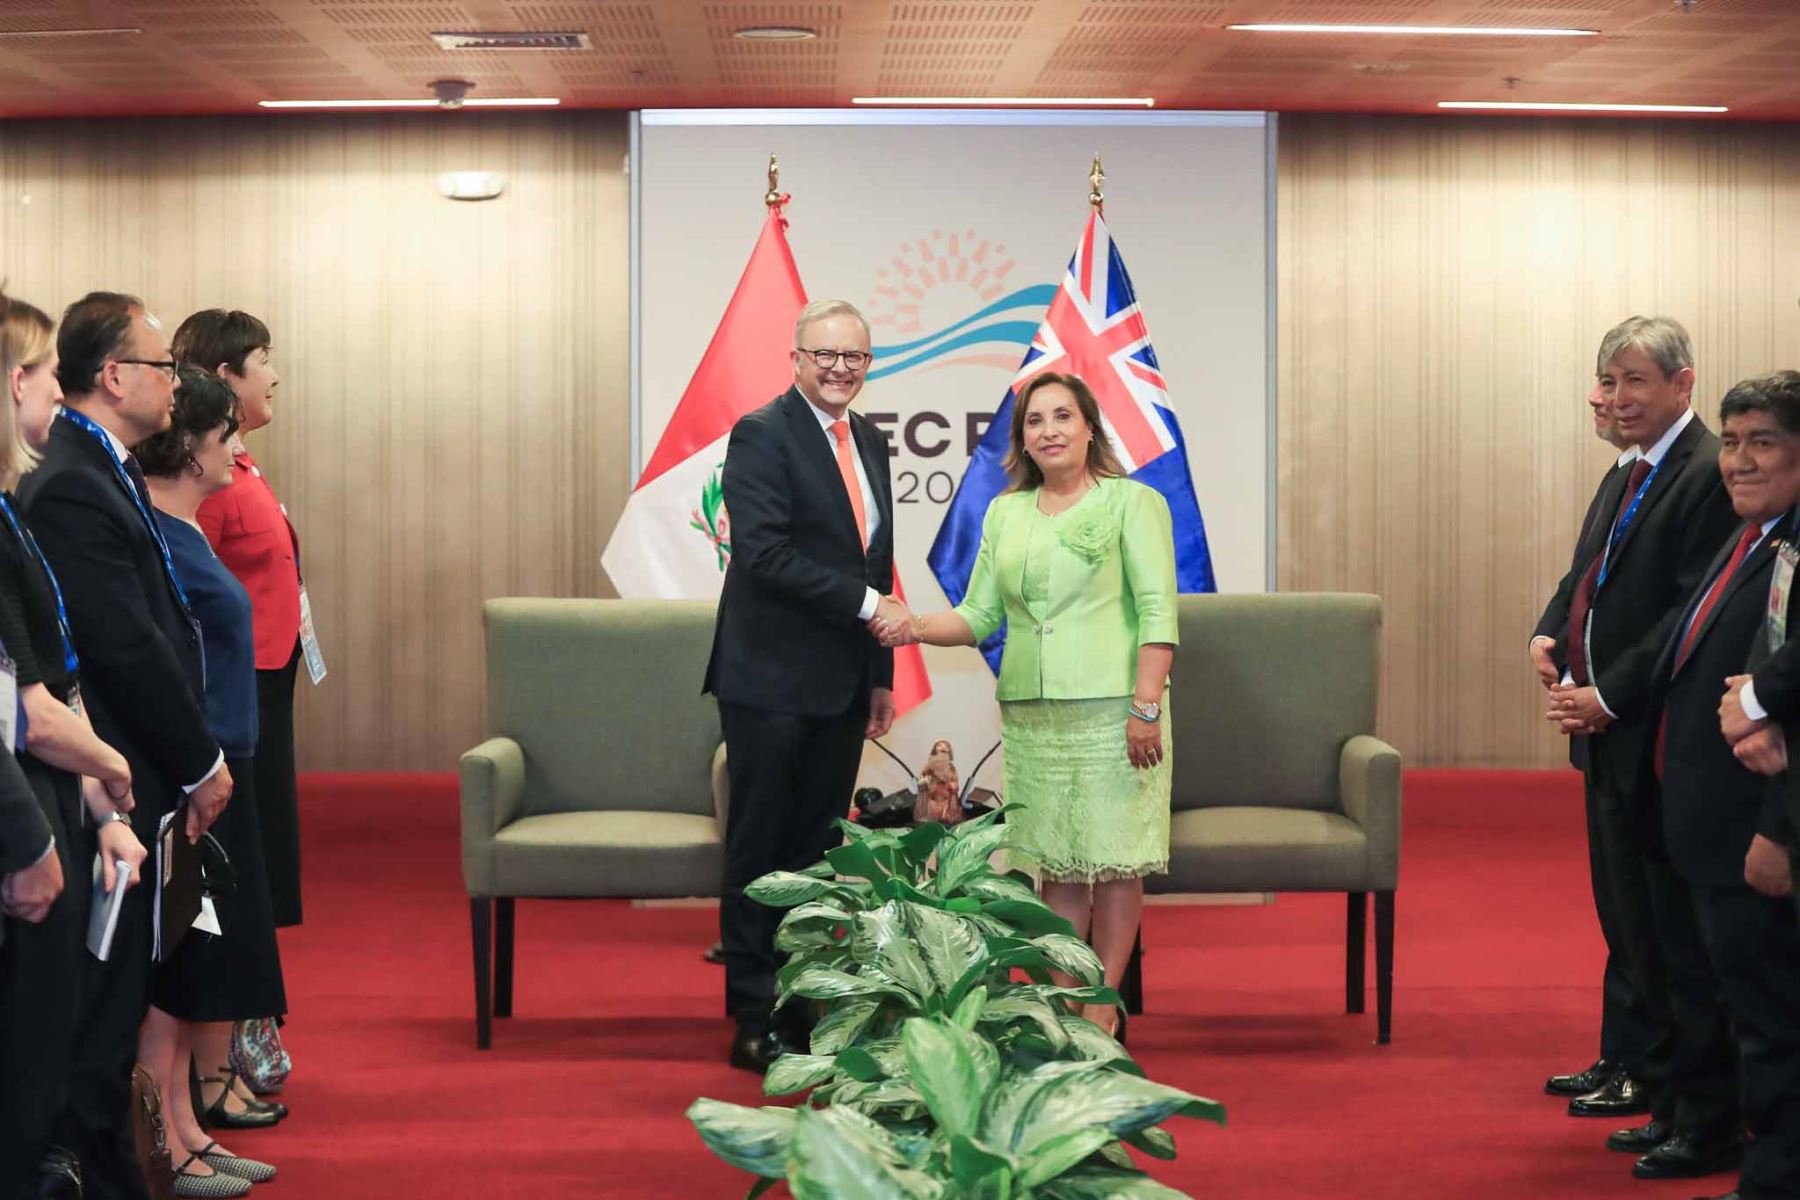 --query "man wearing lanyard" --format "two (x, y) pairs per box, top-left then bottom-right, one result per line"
(1535, 316), (1739, 1181)
(1648, 371), (1800, 1200)
(20, 292), (231, 1200)
(1532, 376), (1655, 1116)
